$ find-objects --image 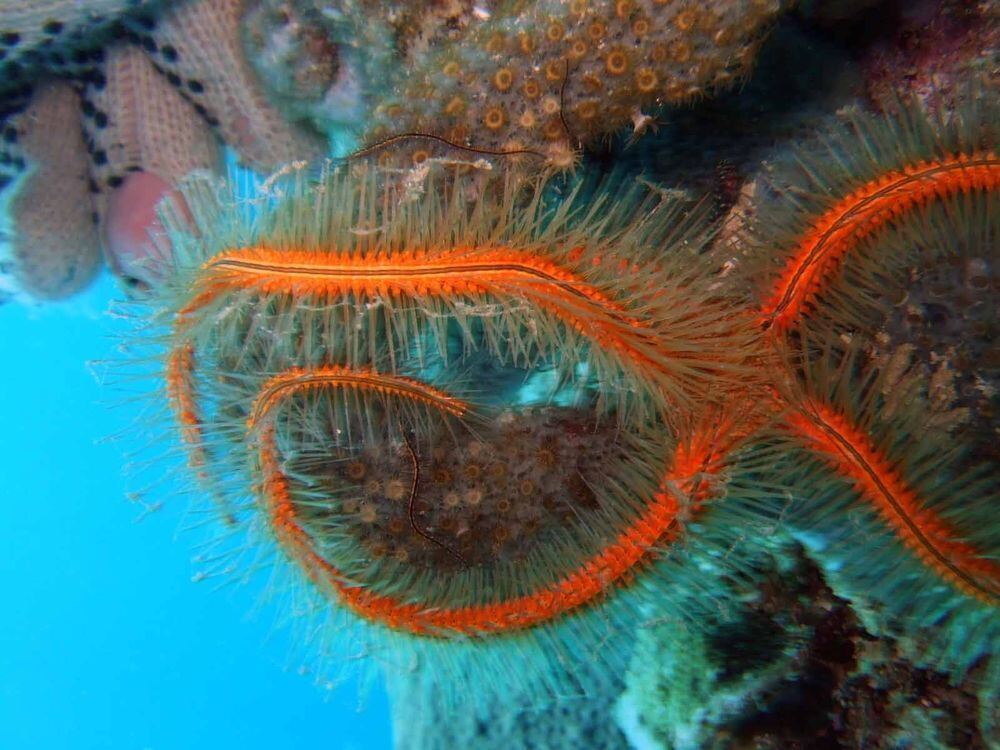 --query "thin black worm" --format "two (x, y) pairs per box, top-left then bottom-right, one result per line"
(559, 58), (579, 146)
(344, 132), (546, 163)
(402, 430), (469, 566)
